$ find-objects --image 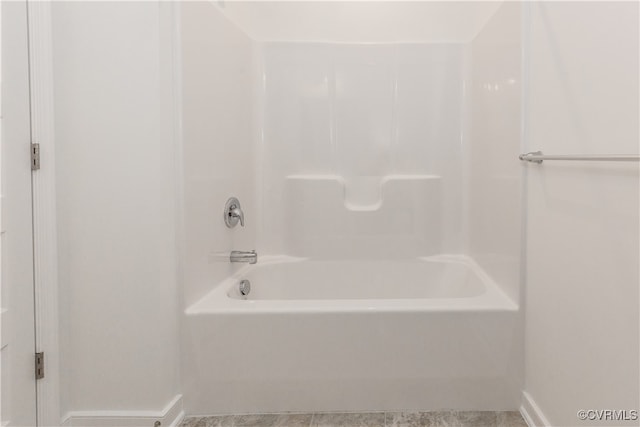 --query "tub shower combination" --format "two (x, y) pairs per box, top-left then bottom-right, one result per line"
(180, 5), (524, 417)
